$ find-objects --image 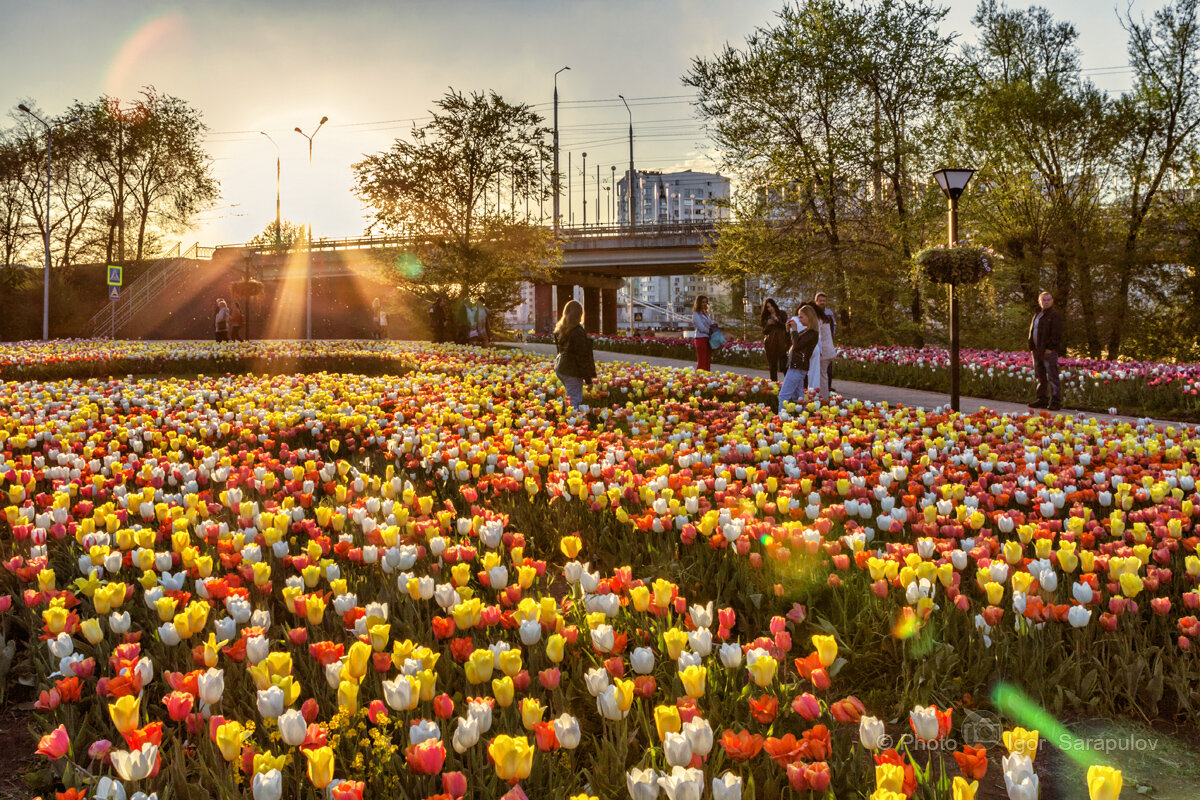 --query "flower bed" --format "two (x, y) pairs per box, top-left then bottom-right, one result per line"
(3, 343), (1198, 799)
(522, 334), (1200, 420)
